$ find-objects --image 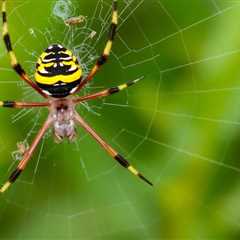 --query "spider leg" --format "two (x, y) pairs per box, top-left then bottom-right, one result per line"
(0, 100), (49, 108)
(1, 0), (48, 98)
(73, 0), (118, 93)
(74, 77), (142, 104)
(0, 117), (52, 193)
(74, 113), (153, 186)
